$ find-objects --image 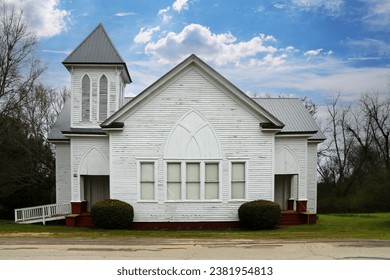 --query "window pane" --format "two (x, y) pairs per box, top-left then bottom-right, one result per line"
(205, 182), (219, 199)
(168, 163), (181, 181)
(232, 162), (245, 181)
(141, 163), (154, 181)
(232, 182), (245, 199)
(167, 182), (181, 200)
(186, 182), (200, 200)
(186, 163), (200, 182)
(205, 163), (218, 181)
(81, 75), (90, 121)
(141, 182), (154, 200)
(99, 75), (108, 121)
